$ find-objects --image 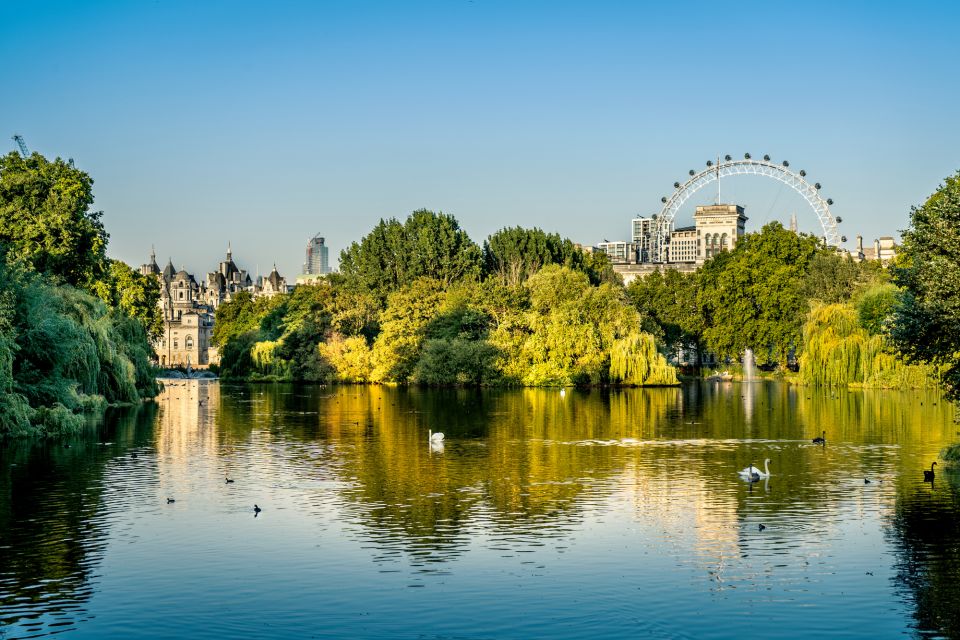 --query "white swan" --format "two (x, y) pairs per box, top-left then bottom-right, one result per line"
(738, 458), (771, 479)
(429, 429), (444, 442)
(560, 388), (566, 397)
